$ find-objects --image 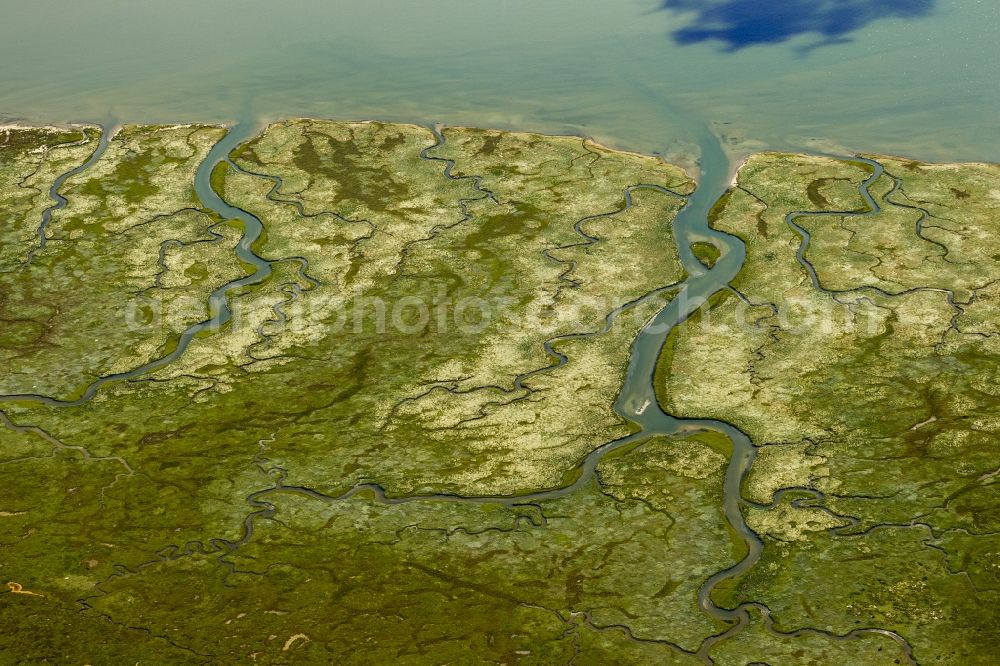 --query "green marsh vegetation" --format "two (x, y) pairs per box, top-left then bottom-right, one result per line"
(0, 122), (997, 663)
